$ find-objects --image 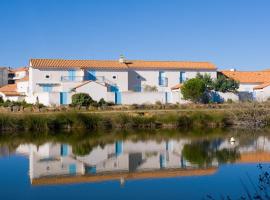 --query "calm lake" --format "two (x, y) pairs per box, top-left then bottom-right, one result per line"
(0, 131), (270, 199)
